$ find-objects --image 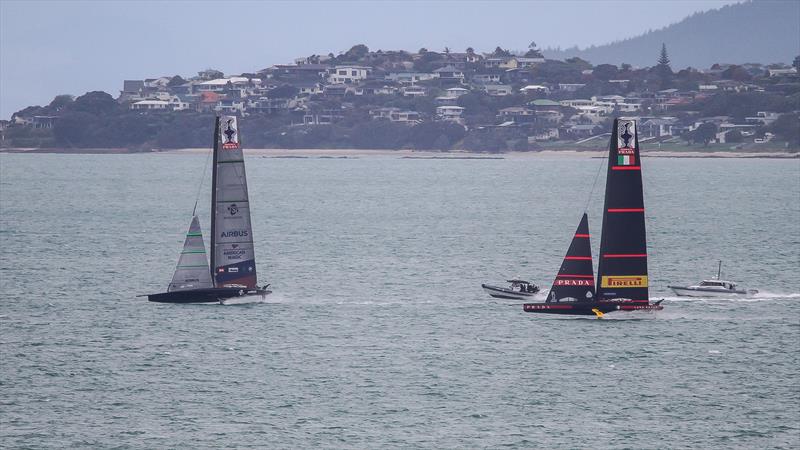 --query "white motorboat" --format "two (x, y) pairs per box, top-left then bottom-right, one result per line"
(482, 279), (540, 300)
(668, 262), (758, 298)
